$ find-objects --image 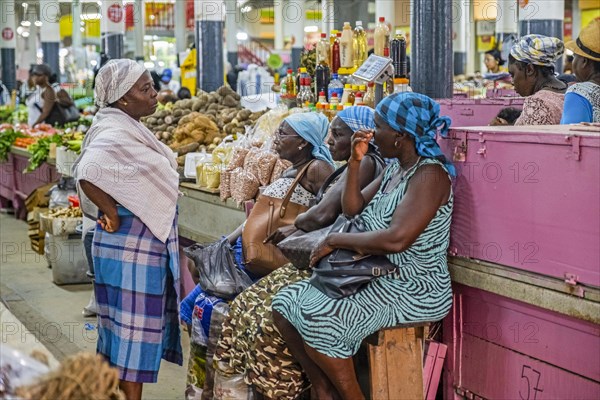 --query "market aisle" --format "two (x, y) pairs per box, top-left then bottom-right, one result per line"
(0, 213), (190, 399)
